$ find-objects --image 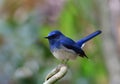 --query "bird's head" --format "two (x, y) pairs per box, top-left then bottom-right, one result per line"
(45, 30), (64, 41)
